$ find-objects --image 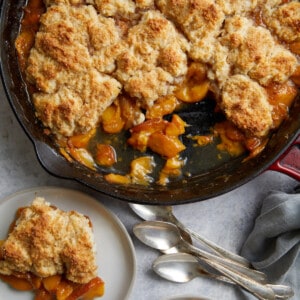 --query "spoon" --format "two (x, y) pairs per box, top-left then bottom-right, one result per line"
(133, 221), (266, 282)
(153, 253), (294, 300)
(133, 221), (276, 300)
(129, 203), (250, 267)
